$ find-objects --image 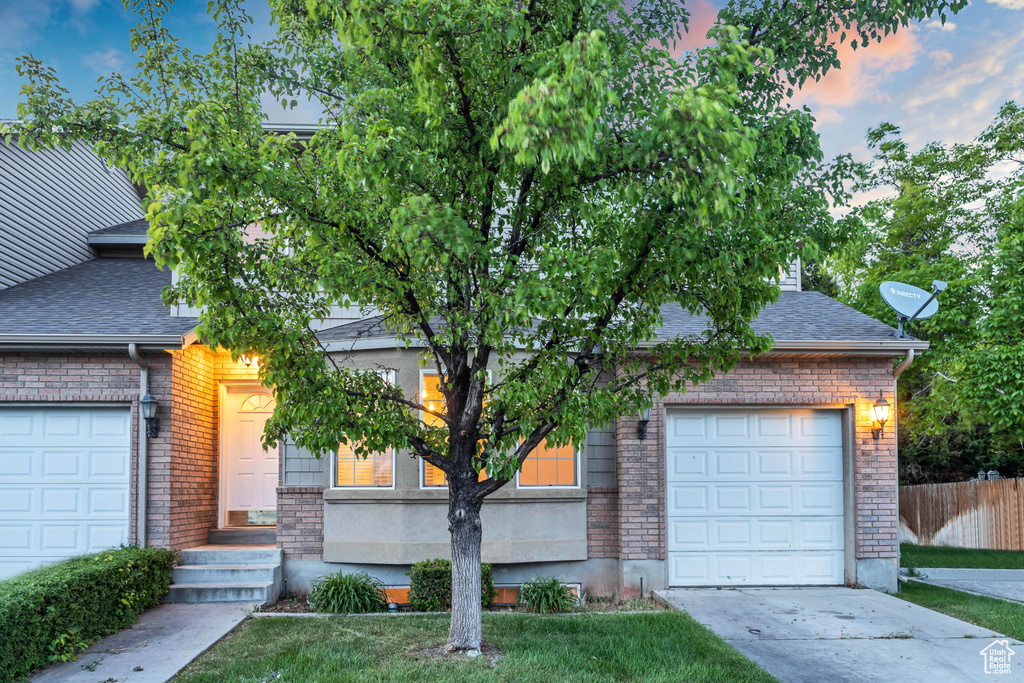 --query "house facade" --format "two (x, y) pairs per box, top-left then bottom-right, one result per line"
(0, 137), (925, 597)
